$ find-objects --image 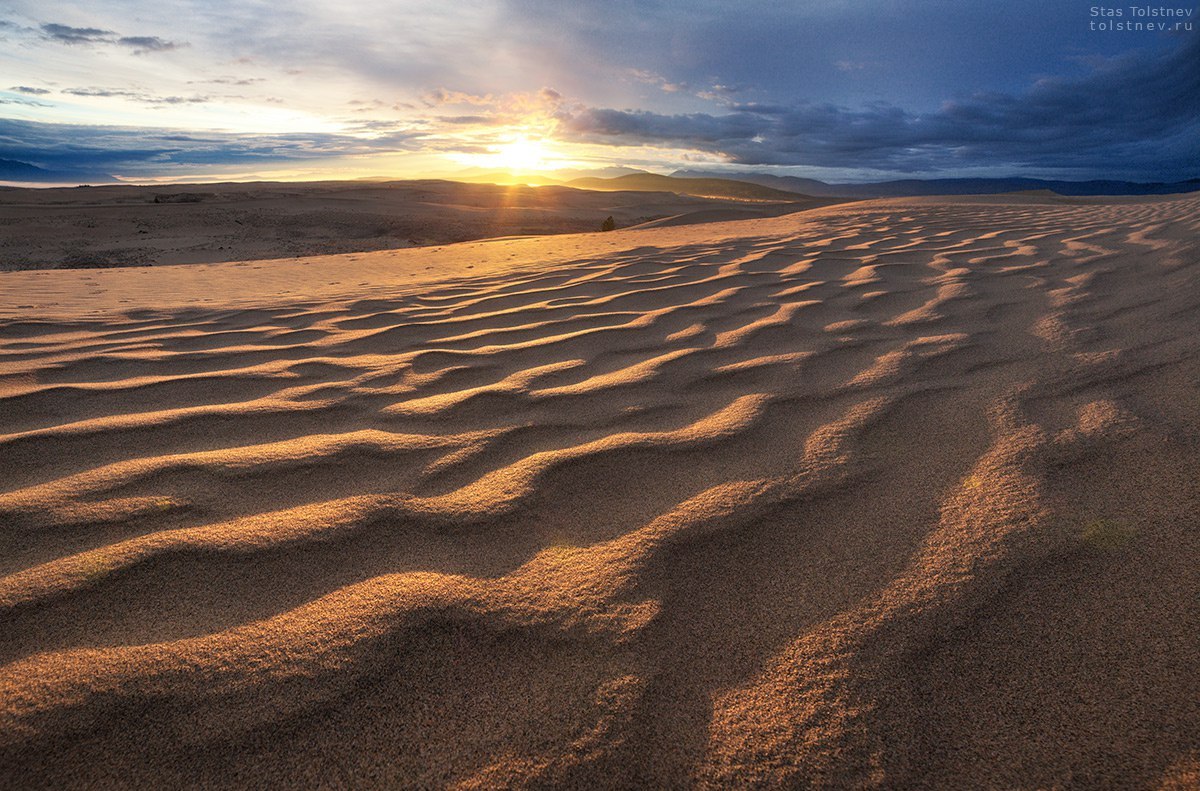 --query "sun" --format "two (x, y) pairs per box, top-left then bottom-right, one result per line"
(494, 137), (546, 171)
